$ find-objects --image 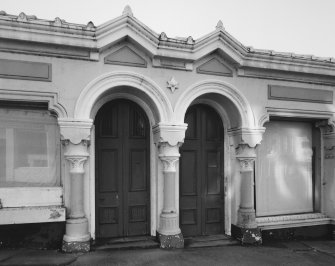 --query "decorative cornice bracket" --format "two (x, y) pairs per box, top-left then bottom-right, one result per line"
(59, 119), (93, 145)
(153, 123), (188, 146)
(228, 127), (265, 148)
